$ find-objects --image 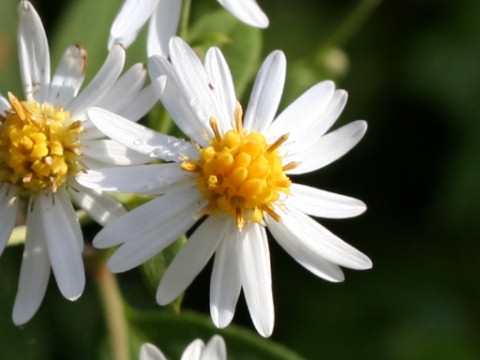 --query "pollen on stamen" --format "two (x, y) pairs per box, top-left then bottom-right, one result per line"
(183, 103), (292, 229)
(180, 161), (201, 172)
(261, 205), (282, 222)
(234, 102), (243, 132)
(209, 117), (222, 142)
(0, 93), (83, 195)
(282, 162), (300, 171)
(235, 207), (245, 231)
(267, 134), (289, 153)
